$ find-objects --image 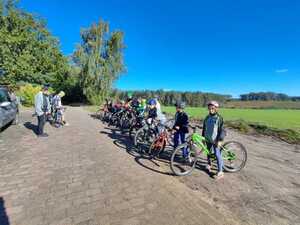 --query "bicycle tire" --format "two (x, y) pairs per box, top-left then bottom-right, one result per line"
(170, 142), (198, 176)
(222, 141), (247, 172)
